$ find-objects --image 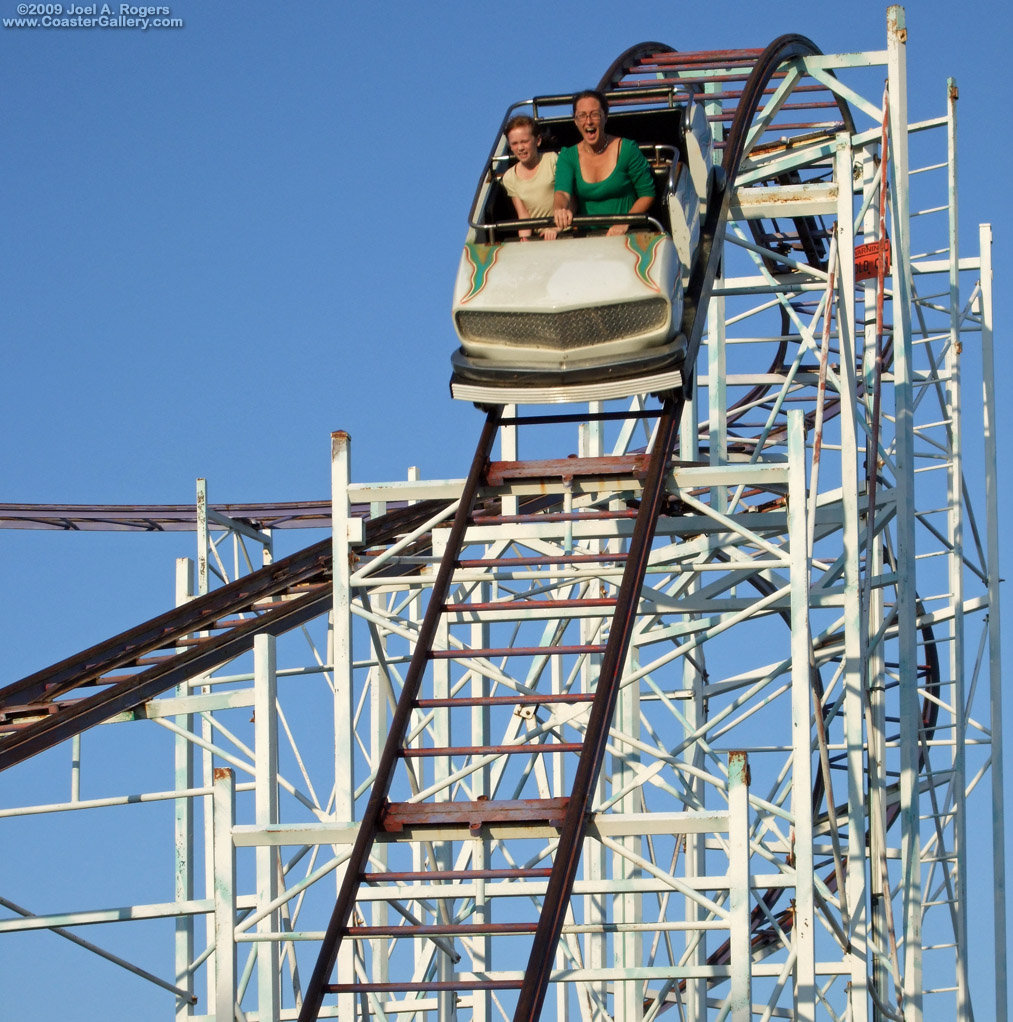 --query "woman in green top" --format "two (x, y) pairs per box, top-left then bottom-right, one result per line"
(553, 90), (655, 236)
